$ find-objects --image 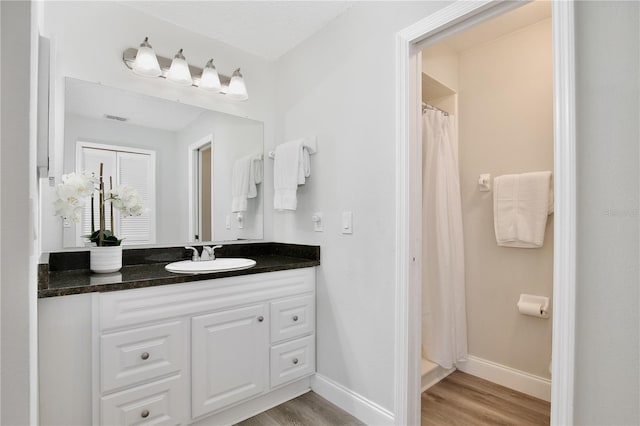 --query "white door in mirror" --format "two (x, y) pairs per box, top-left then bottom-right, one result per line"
(165, 258), (256, 274)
